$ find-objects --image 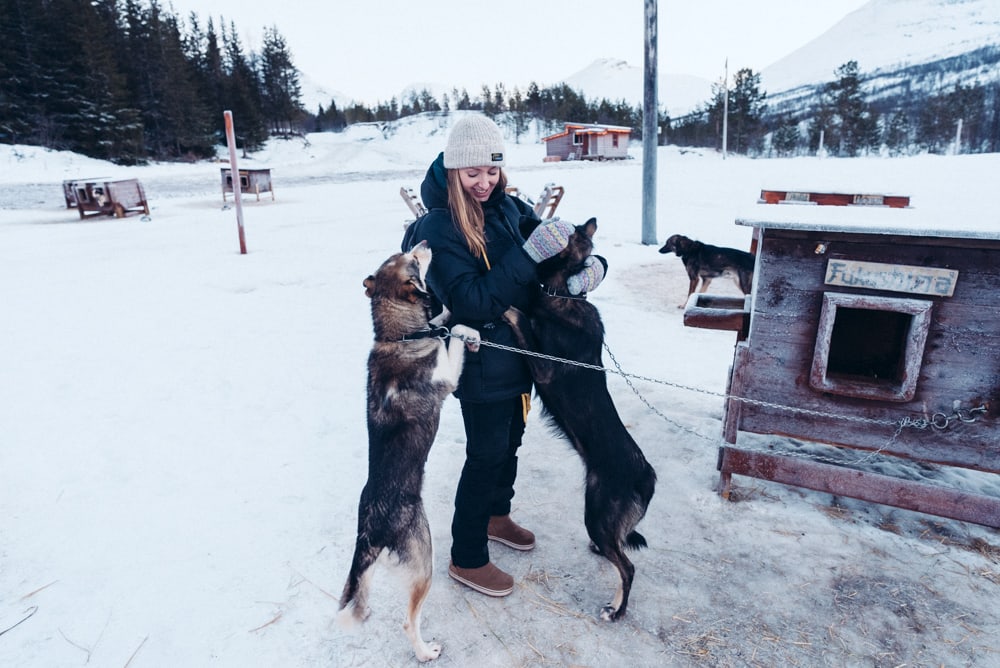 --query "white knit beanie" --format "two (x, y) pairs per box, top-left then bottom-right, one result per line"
(444, 115), (506, 169)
